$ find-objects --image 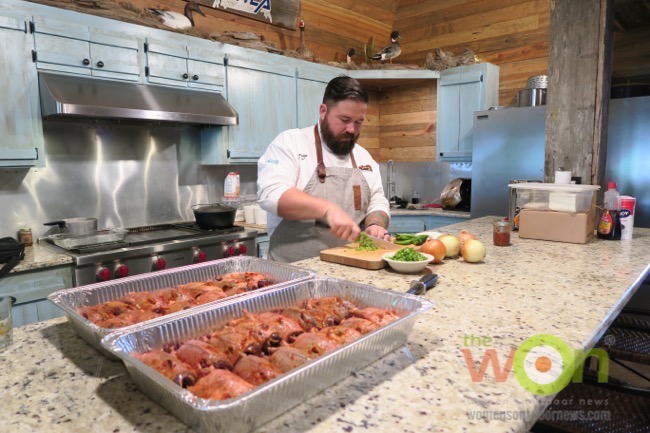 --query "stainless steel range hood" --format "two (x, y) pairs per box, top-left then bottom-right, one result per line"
(38, 72), (238, 125)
